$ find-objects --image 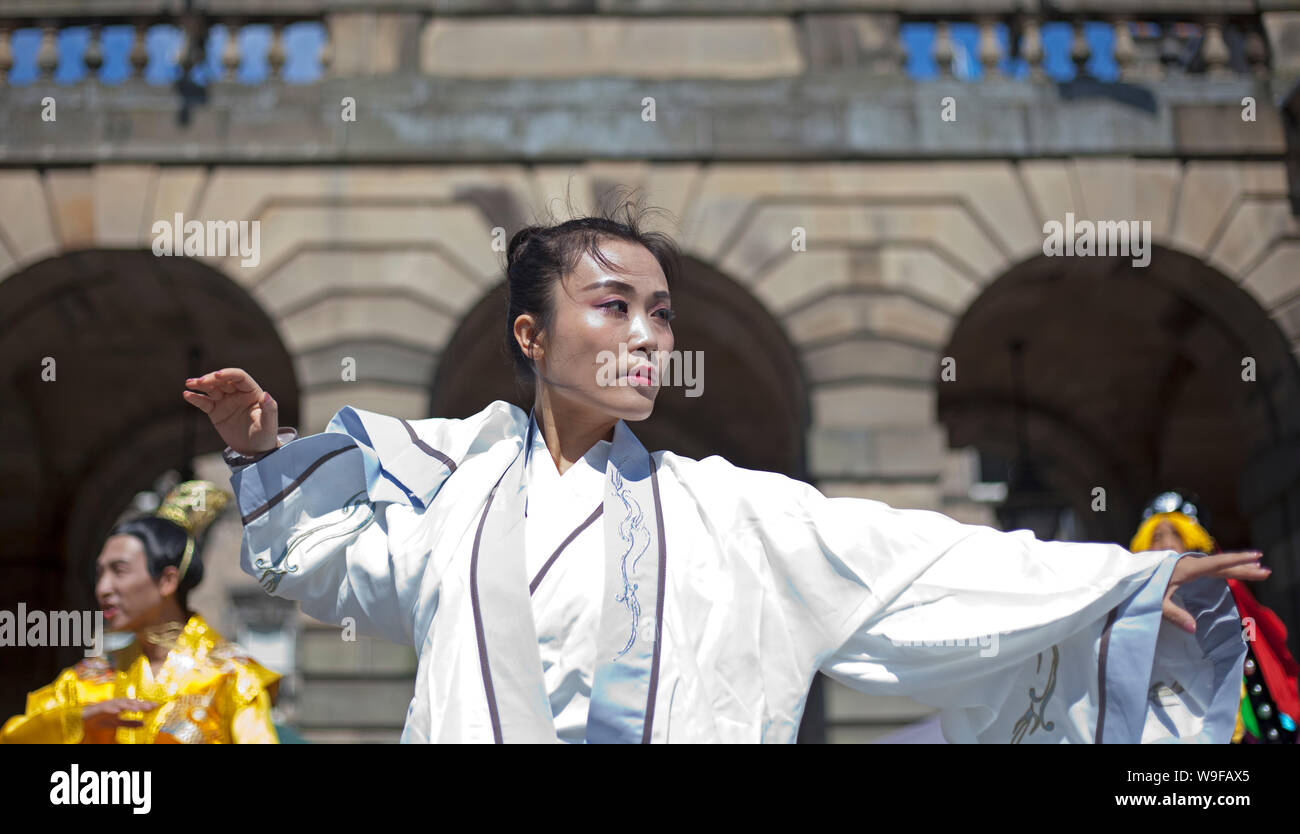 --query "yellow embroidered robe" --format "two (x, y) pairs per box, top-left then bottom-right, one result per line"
(1, 613), (280, 744)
